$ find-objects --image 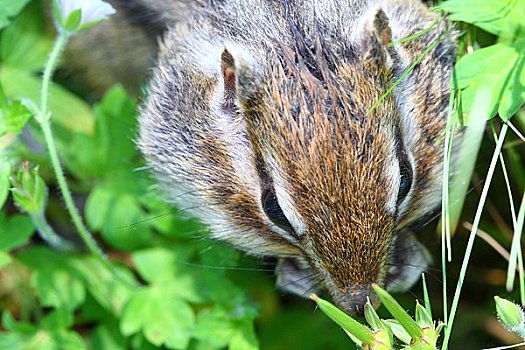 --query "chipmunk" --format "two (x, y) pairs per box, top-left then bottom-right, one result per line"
(74, 0), (457, 314)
